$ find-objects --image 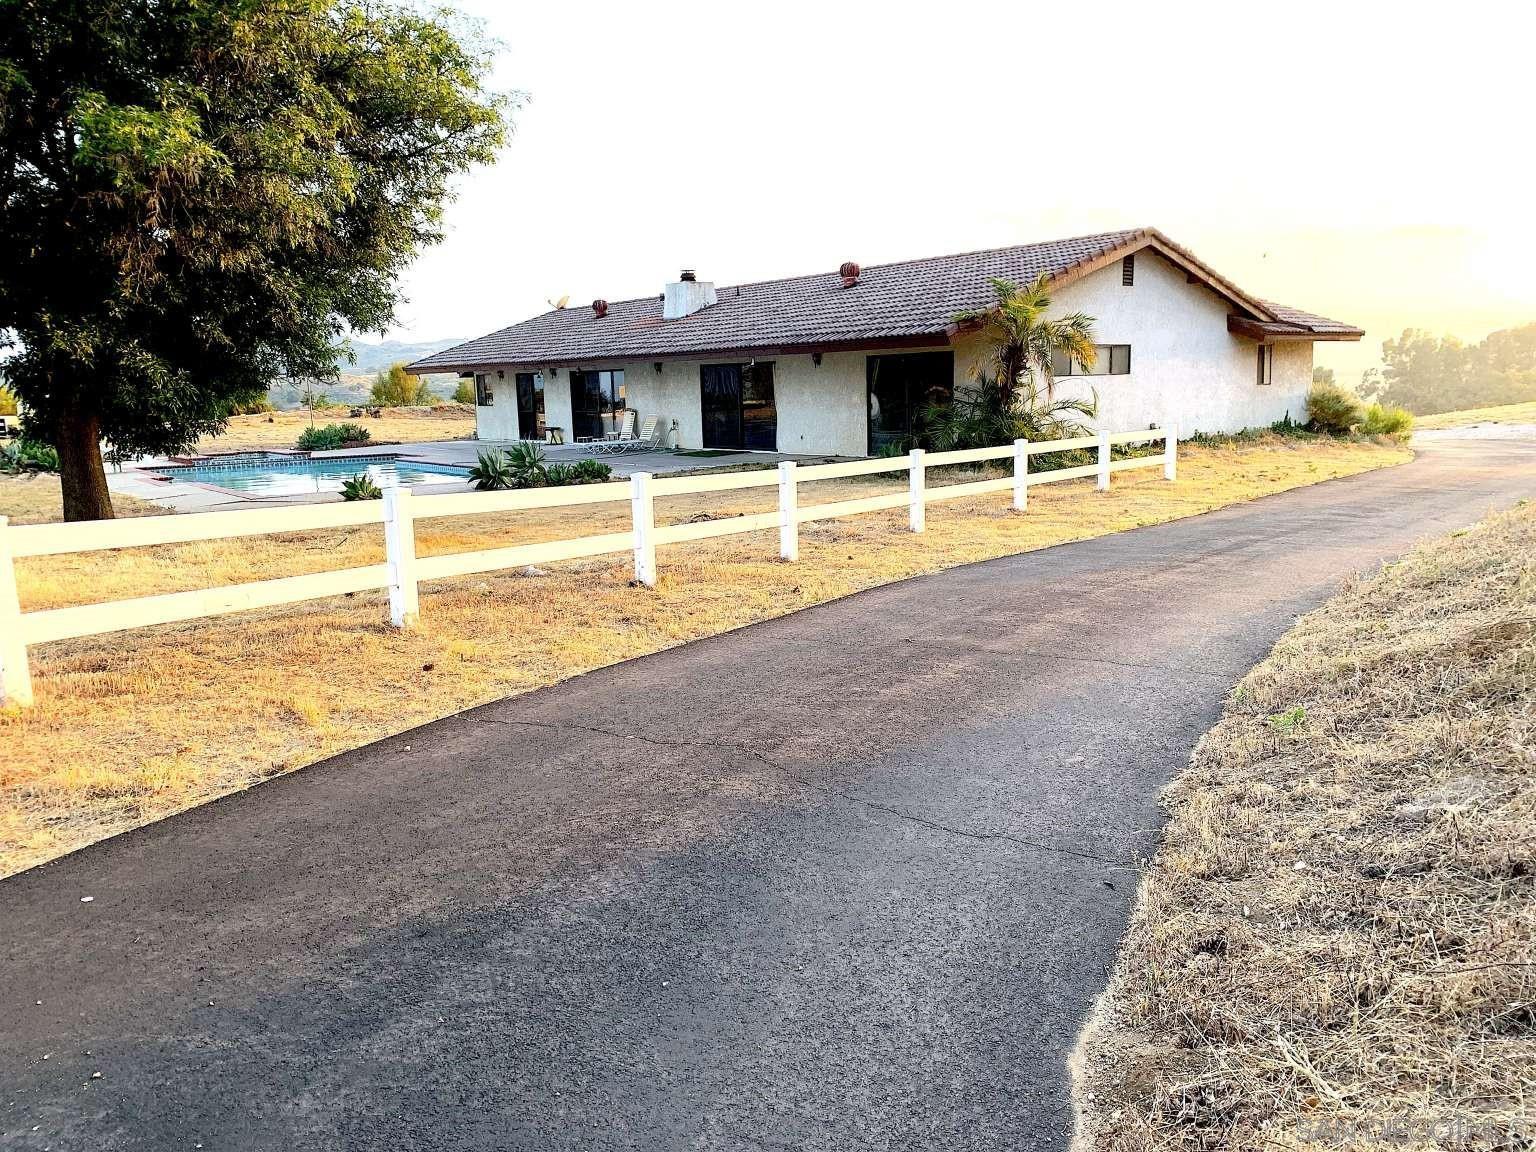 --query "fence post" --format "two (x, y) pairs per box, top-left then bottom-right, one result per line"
(631, 471), (657, 586)
(383, 485), (419, 628)
(908, 448), (926, 533)
(1163, 422), (1178, 482)
(0, 516), (33, 707)
(1096, 429), (1111, 492)
(1012, 438), (1030, 512)
(778, 460), (799, 561)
